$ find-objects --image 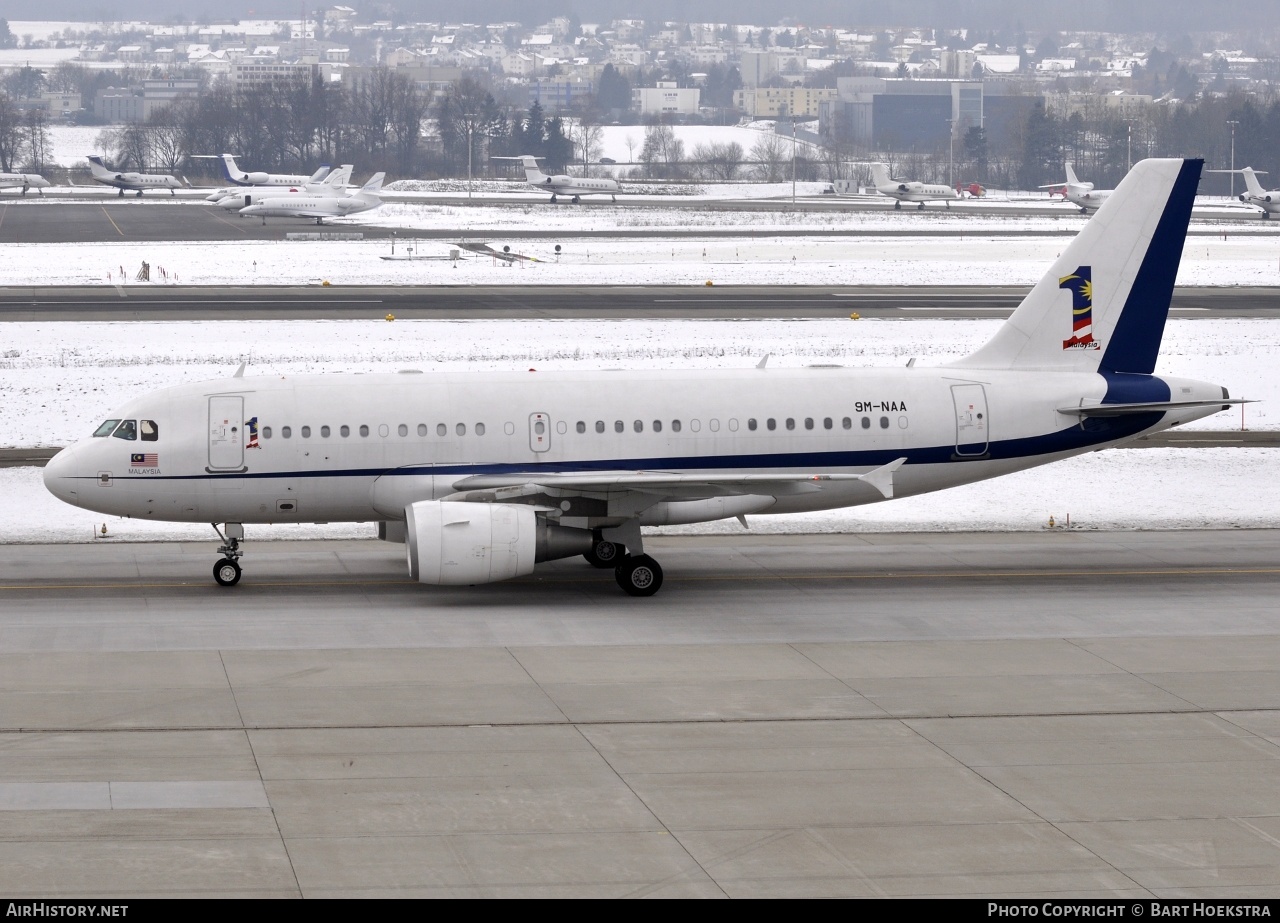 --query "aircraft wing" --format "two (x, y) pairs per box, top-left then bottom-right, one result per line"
(449, 458), (907, 502)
